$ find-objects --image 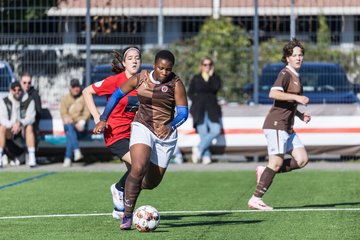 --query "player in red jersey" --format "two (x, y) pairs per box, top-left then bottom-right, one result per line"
(94, 50), (188, 230)
(83, 46), (141, 219)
